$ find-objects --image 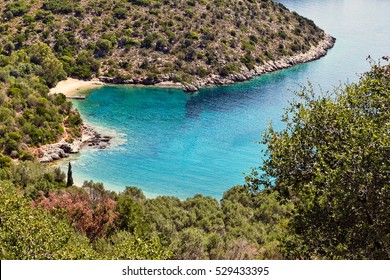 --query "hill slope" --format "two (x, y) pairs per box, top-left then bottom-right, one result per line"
(0, 0), (334, 91)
